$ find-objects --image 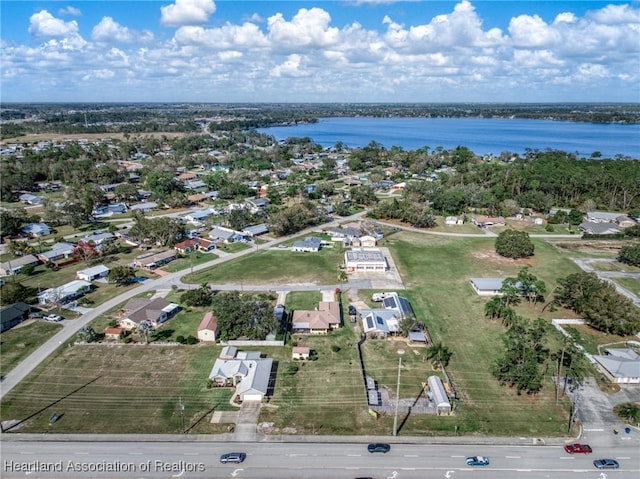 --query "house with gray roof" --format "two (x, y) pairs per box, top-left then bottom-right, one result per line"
(579, 221), (622, 235)
(209, 348), (273, 402)
(22, 222), (51, 237)
(36, 242), (75, 263)
(1, 302), (32, 332)
(119, 297), (180, 330)
(0, 254), (39, 276)
(243, 223), (269, 237)
(427, 375), (452, 414)
(360, 292), (414, 338)
(77, 264), (110, 282)
(469, 278), (506, 296)
(344, 248), (388, 272)
(292, 236), (323, 252)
